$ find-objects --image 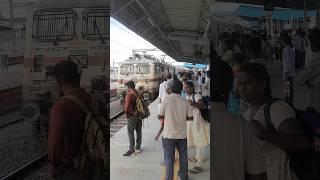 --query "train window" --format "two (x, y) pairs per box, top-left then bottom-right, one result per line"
(155, 65), (161, 74)
(33, 55), (43, 72)
(82, 7), (109, 41)
(136, 64), (150, 74)
(161, 66), (165, 72)
(120, 64), (134, 75)
(32, 8), (77, 41)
